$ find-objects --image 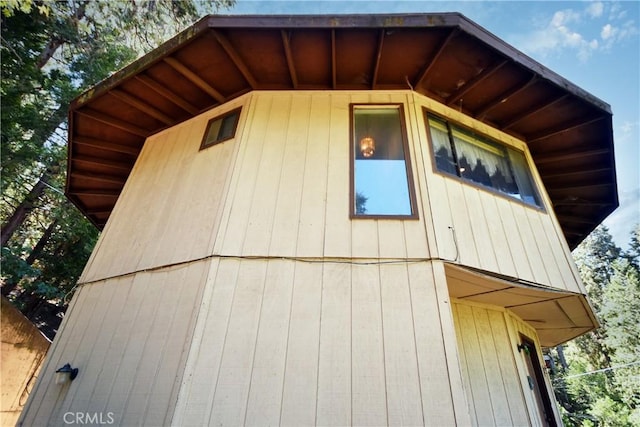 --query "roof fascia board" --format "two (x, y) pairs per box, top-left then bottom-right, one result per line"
(205, 13), (464, 28)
